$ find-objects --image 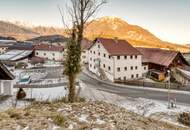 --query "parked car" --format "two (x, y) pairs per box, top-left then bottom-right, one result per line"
(19, 75), (31, 85)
